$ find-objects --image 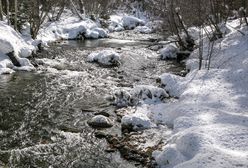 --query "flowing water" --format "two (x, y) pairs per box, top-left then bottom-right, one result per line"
(0, 37), (185, 168)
